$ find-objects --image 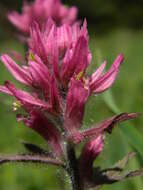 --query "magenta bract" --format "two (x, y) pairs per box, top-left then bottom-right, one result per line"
(8, 0), (78, 35)
(0, 18), (137, 166)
